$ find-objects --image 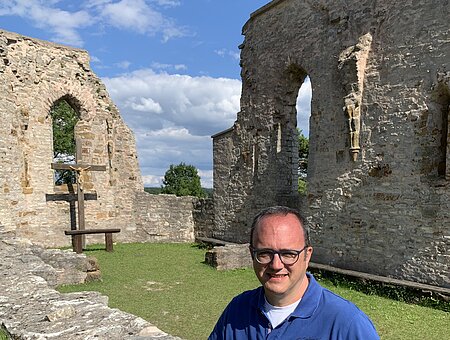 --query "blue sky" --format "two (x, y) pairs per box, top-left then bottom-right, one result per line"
(0, 0), (311, 188)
